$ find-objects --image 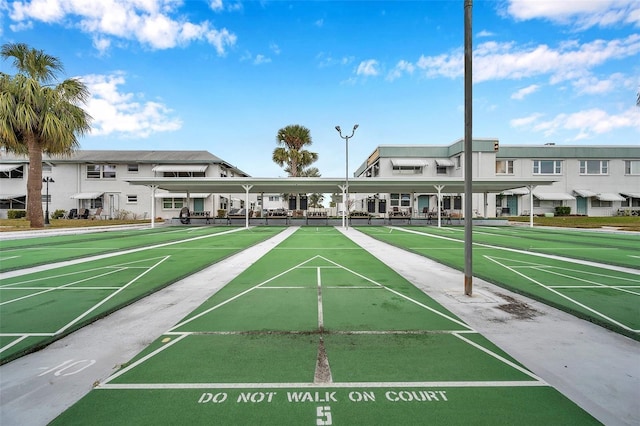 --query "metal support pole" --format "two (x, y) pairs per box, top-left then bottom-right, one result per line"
(464, 0), (473, 296)
(335, 124), (359, 229)
(42, 177), (54, 225)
